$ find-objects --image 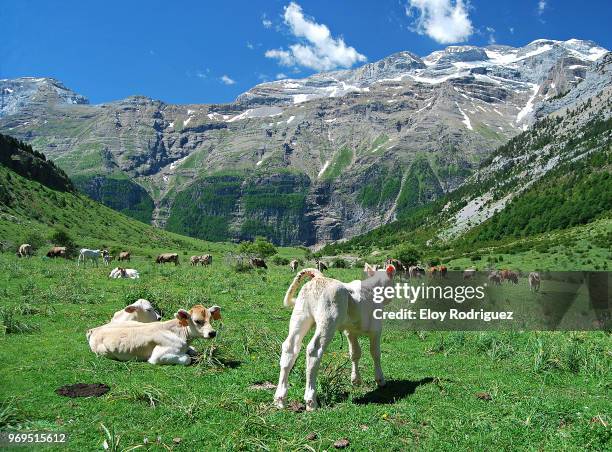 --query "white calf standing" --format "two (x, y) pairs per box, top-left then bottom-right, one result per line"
(78, 248), (102, 266)
(274, 265), (396, 411)
(529, 272), (541, 292)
